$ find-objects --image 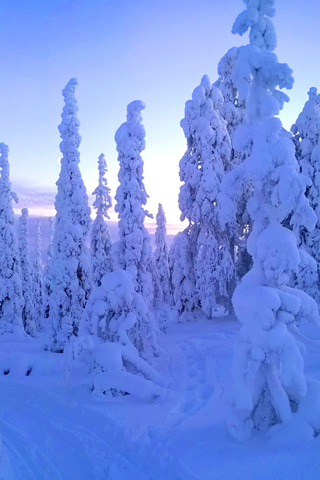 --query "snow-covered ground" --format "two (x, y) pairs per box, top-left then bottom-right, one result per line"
(1, 317), (320, 480)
